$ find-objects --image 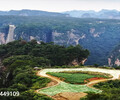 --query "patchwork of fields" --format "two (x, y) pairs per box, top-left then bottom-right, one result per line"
(37, 67), (120, 98)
